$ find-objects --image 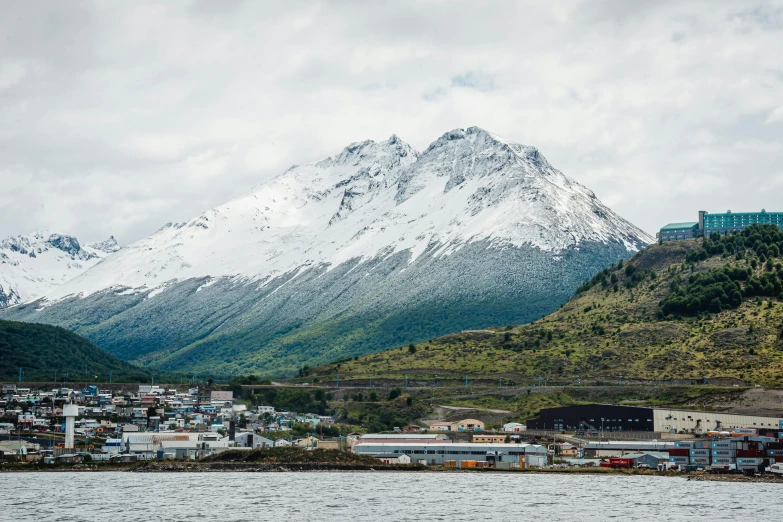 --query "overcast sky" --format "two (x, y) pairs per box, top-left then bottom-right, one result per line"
(1, 0), (782, 244)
